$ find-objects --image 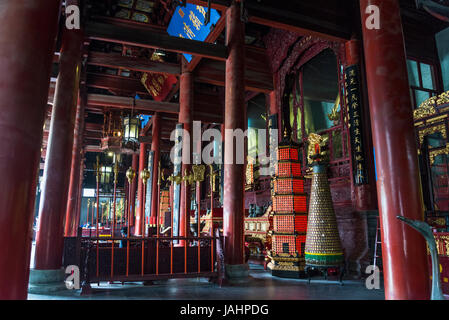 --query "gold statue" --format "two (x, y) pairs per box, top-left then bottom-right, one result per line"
(307, 133), (329, 165)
